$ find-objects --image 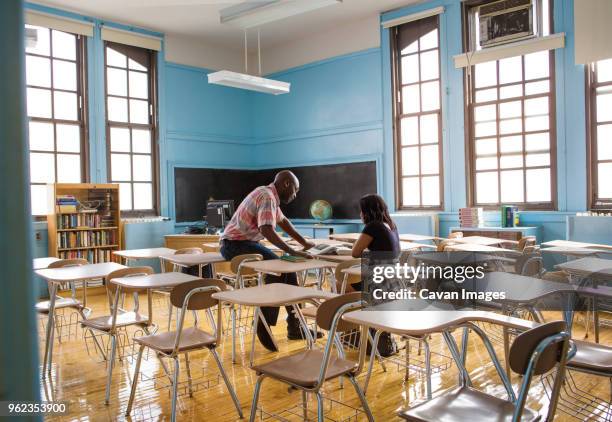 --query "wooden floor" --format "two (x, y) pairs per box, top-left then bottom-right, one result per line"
(38, 287), (610, 421)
